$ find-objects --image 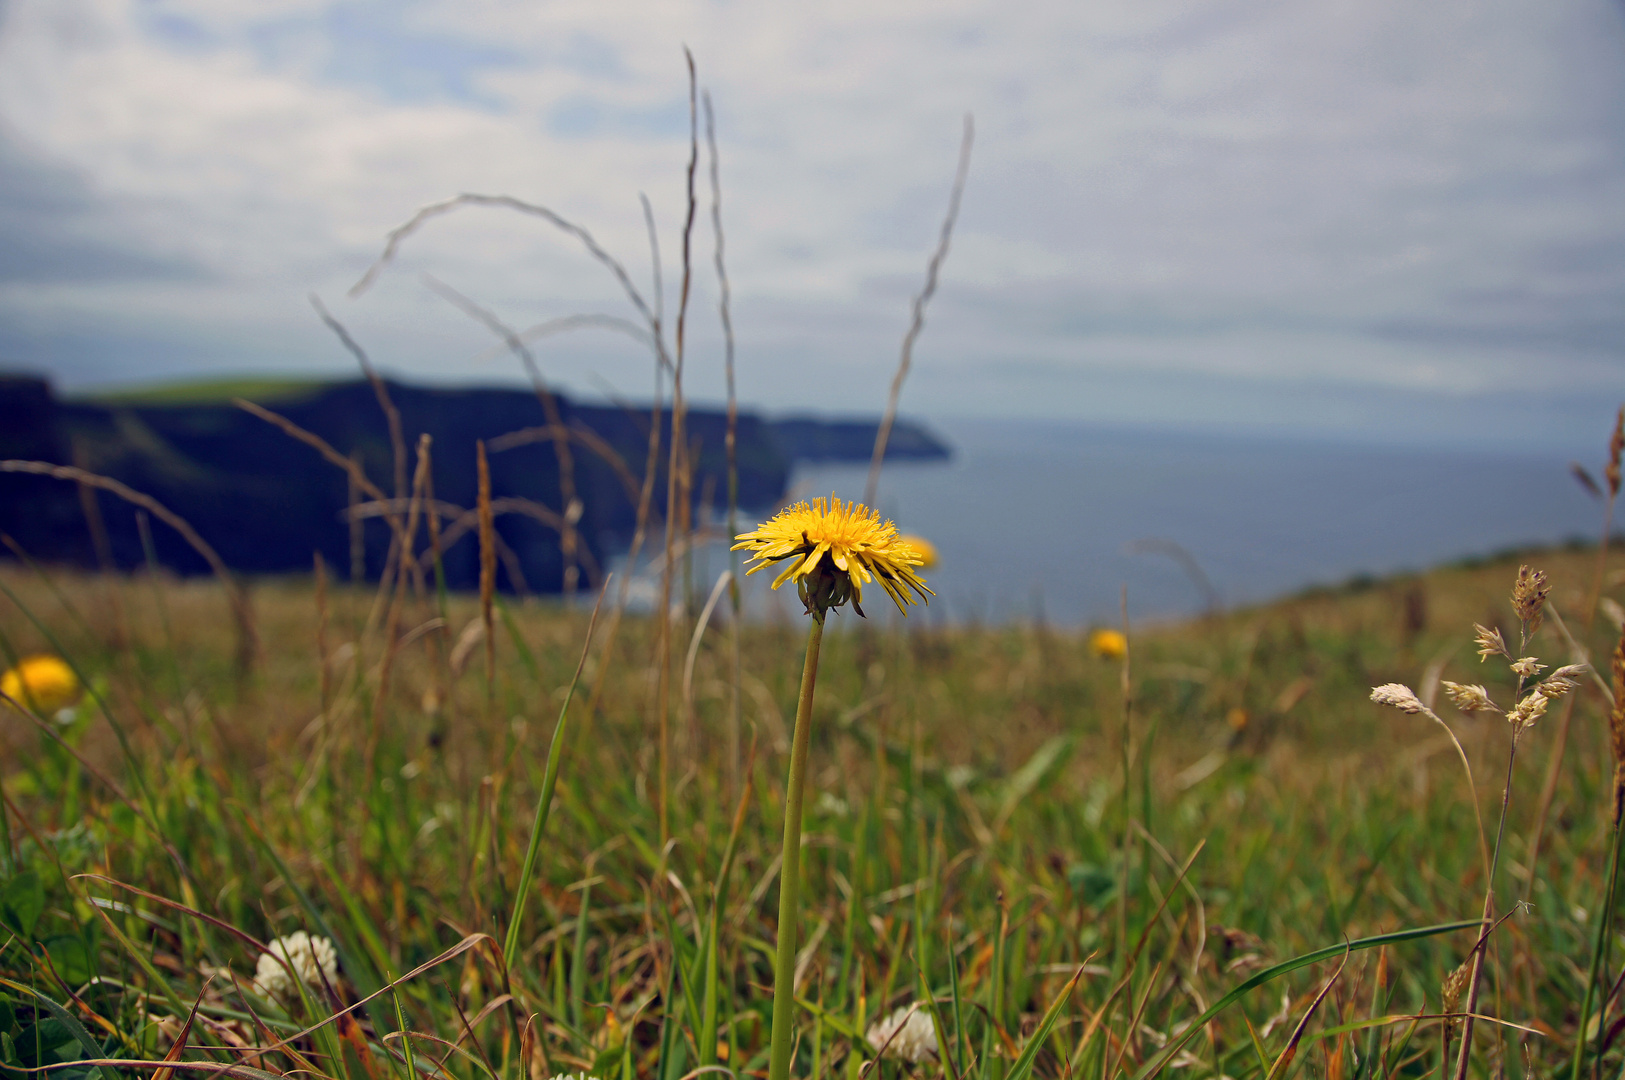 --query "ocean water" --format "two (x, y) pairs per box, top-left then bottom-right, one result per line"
(756, 418), (1604, 628)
